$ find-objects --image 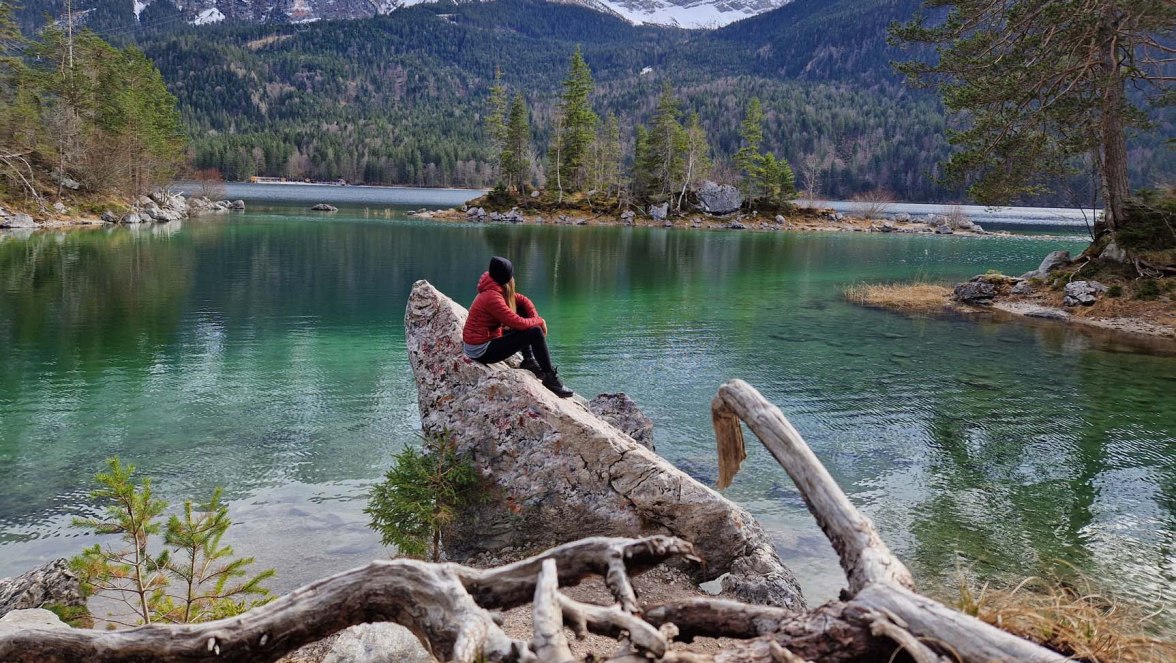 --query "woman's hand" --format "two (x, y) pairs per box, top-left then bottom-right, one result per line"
(540, 320), (548, 336)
